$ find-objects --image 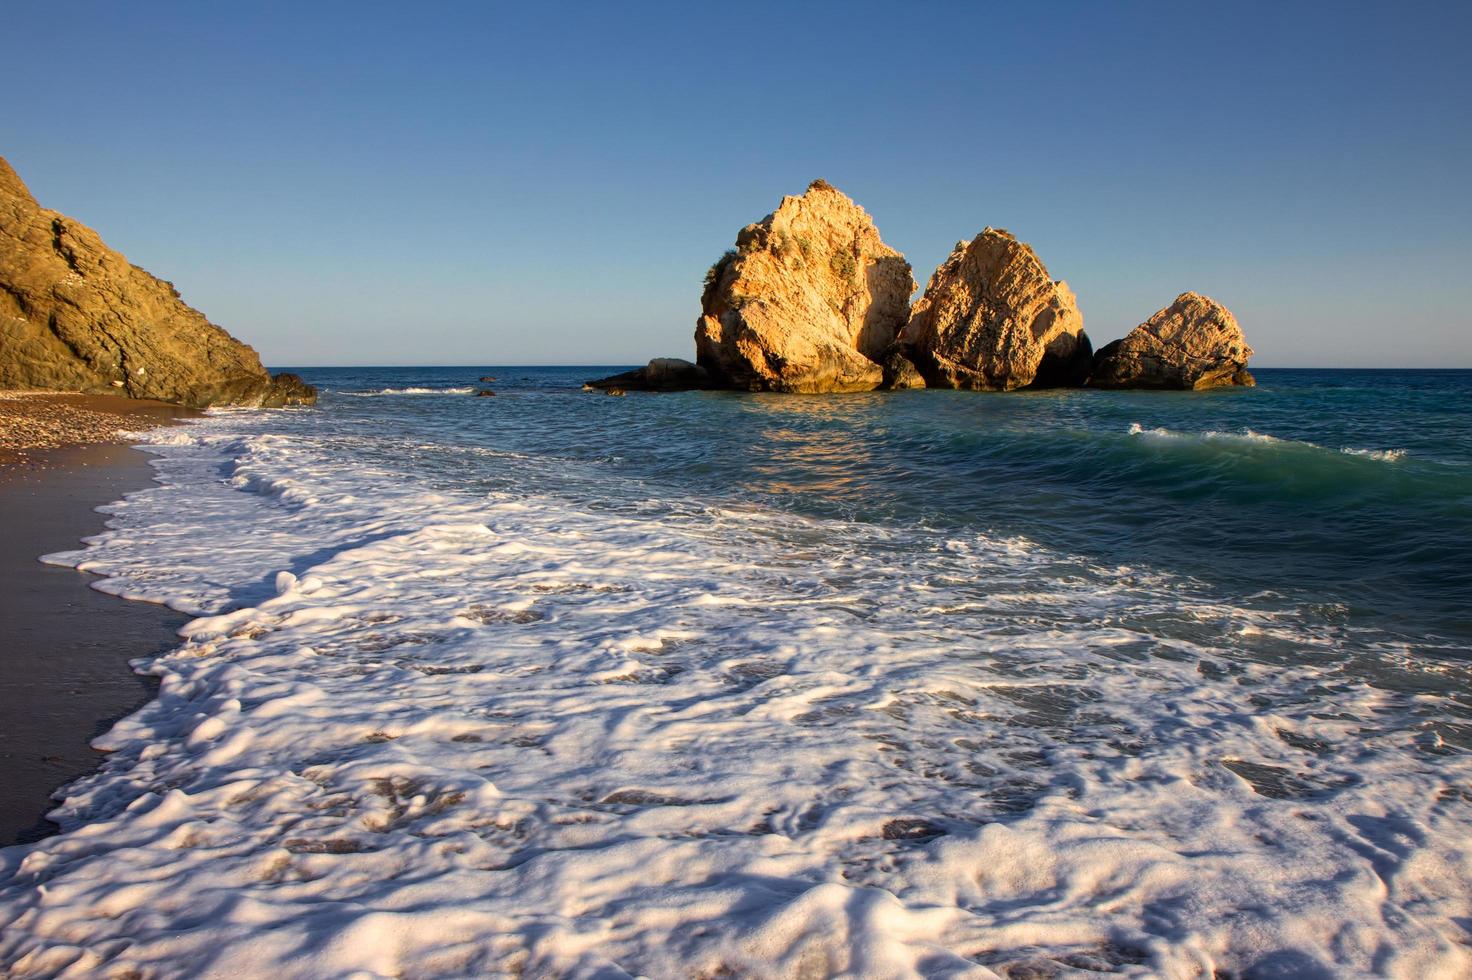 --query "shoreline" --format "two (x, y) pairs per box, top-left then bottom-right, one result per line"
(0, 395), (194, 844)
(0, 390), (196, 463)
